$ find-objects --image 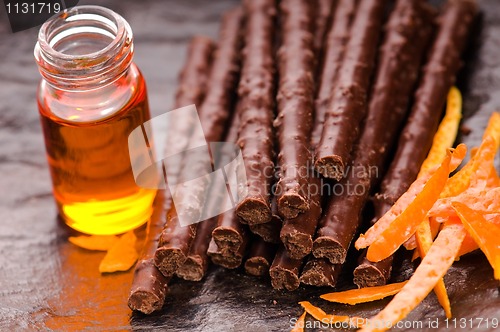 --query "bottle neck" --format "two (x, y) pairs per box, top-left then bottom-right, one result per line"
(34, 5), (134, 91)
